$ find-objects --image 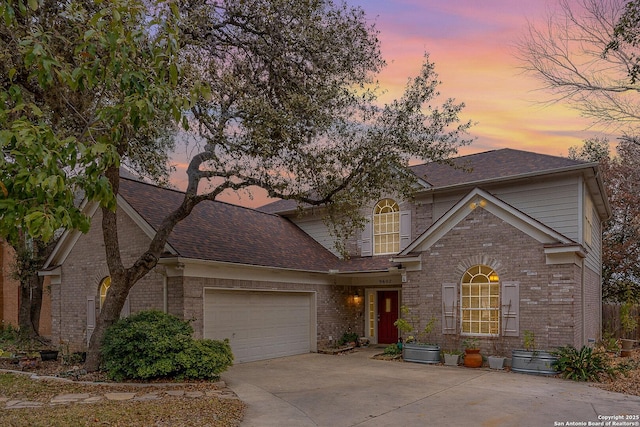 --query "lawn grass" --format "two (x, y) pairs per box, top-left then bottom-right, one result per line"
(0, 373), (245, 427)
